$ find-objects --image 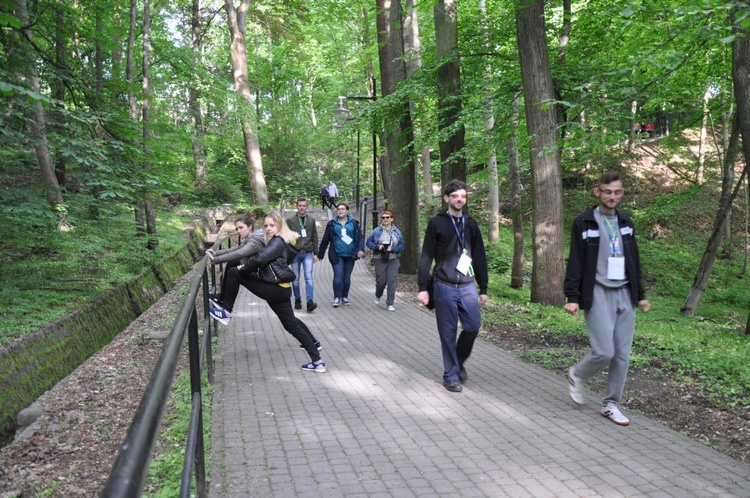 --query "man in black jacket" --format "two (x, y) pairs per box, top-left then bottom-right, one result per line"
(417, 179), (488, 393)
(564, 171), (650, 426)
